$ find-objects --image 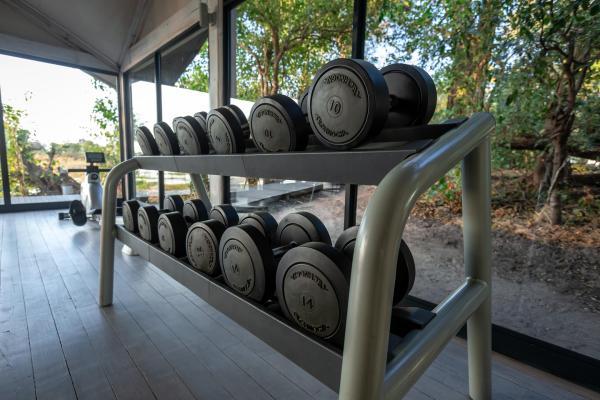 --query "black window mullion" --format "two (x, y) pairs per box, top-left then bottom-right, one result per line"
(0, 87), (12, 206)
(154, 52), (165, 209)
(344, 0), (367, 228)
